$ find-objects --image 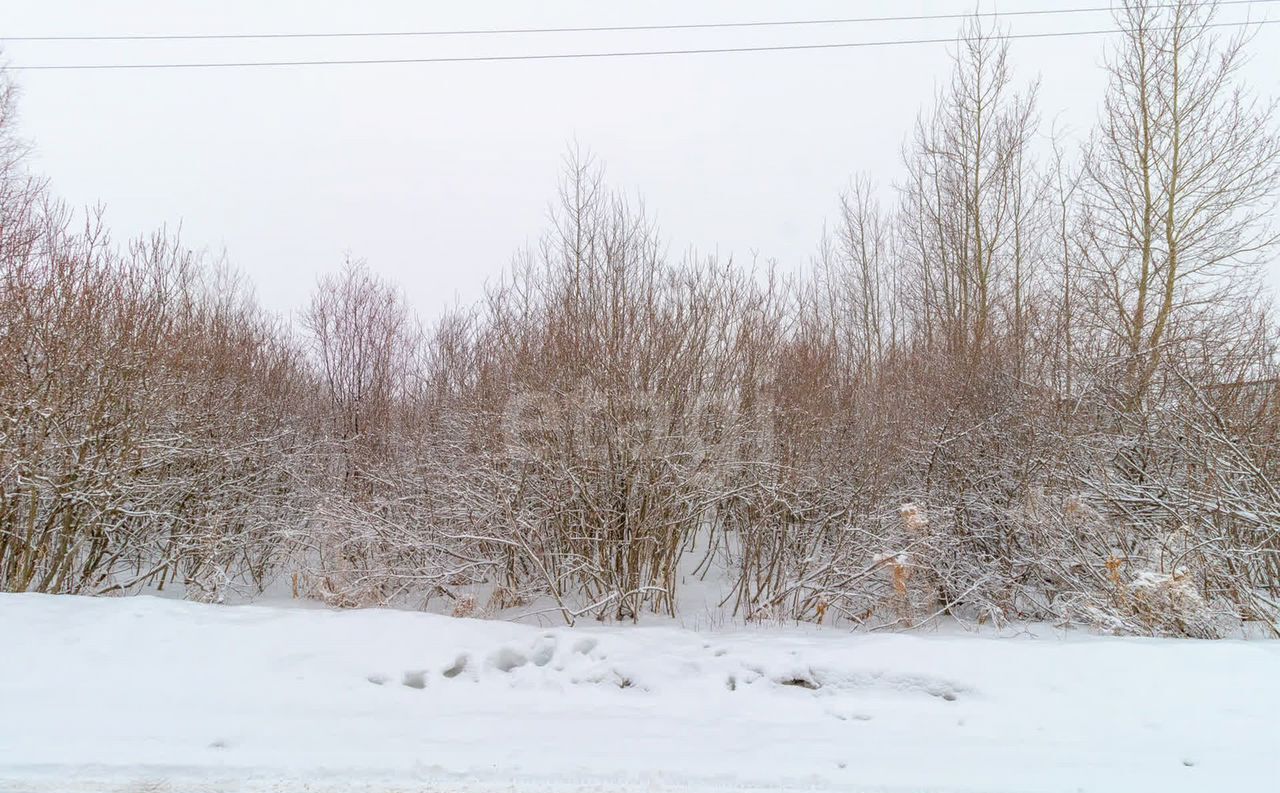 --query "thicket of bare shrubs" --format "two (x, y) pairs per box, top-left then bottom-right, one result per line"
(3, 2), (1279, 636)
(0, 211), (309, 599)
